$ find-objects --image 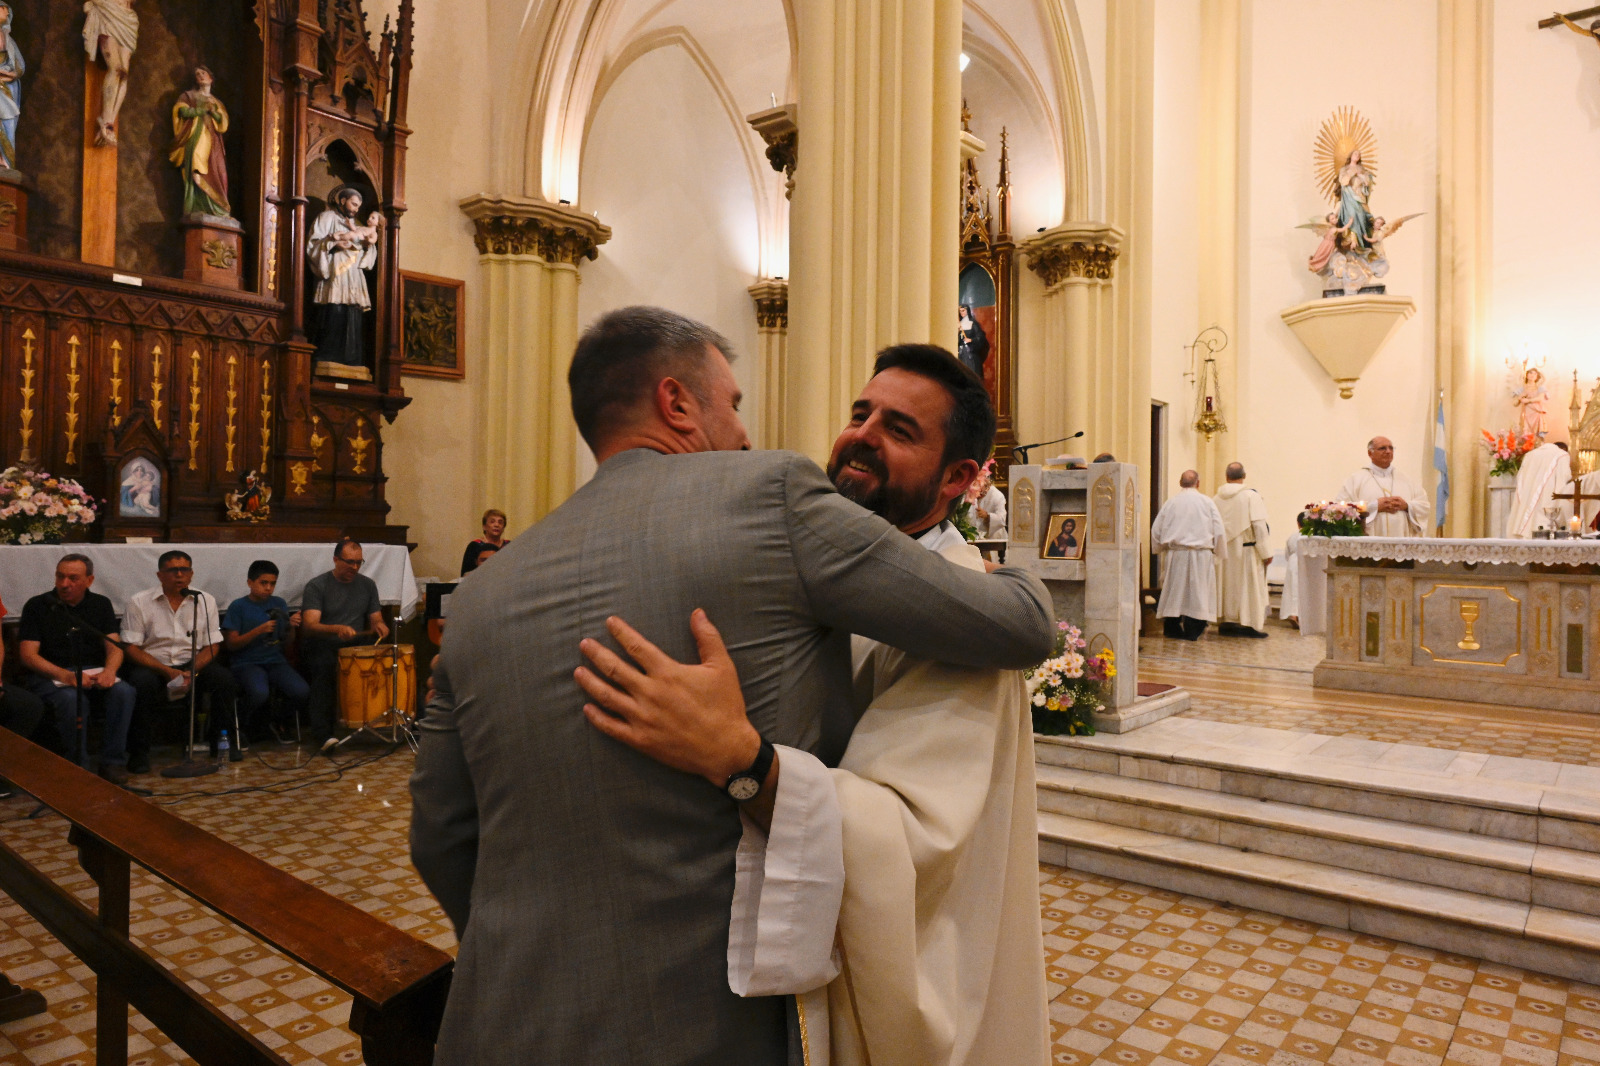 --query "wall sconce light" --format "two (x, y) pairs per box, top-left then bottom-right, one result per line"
(1187, 326), (1228, 442)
